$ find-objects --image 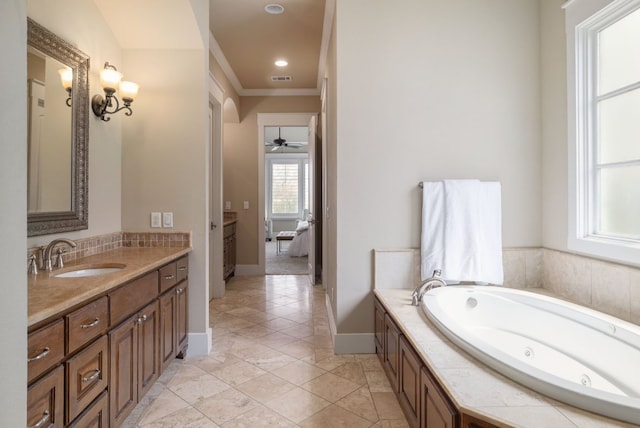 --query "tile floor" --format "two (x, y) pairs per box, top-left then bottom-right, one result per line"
(123, 275), (409, 427)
